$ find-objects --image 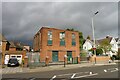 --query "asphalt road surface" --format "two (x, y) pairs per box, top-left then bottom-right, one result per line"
(2, 63), (120, 80)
